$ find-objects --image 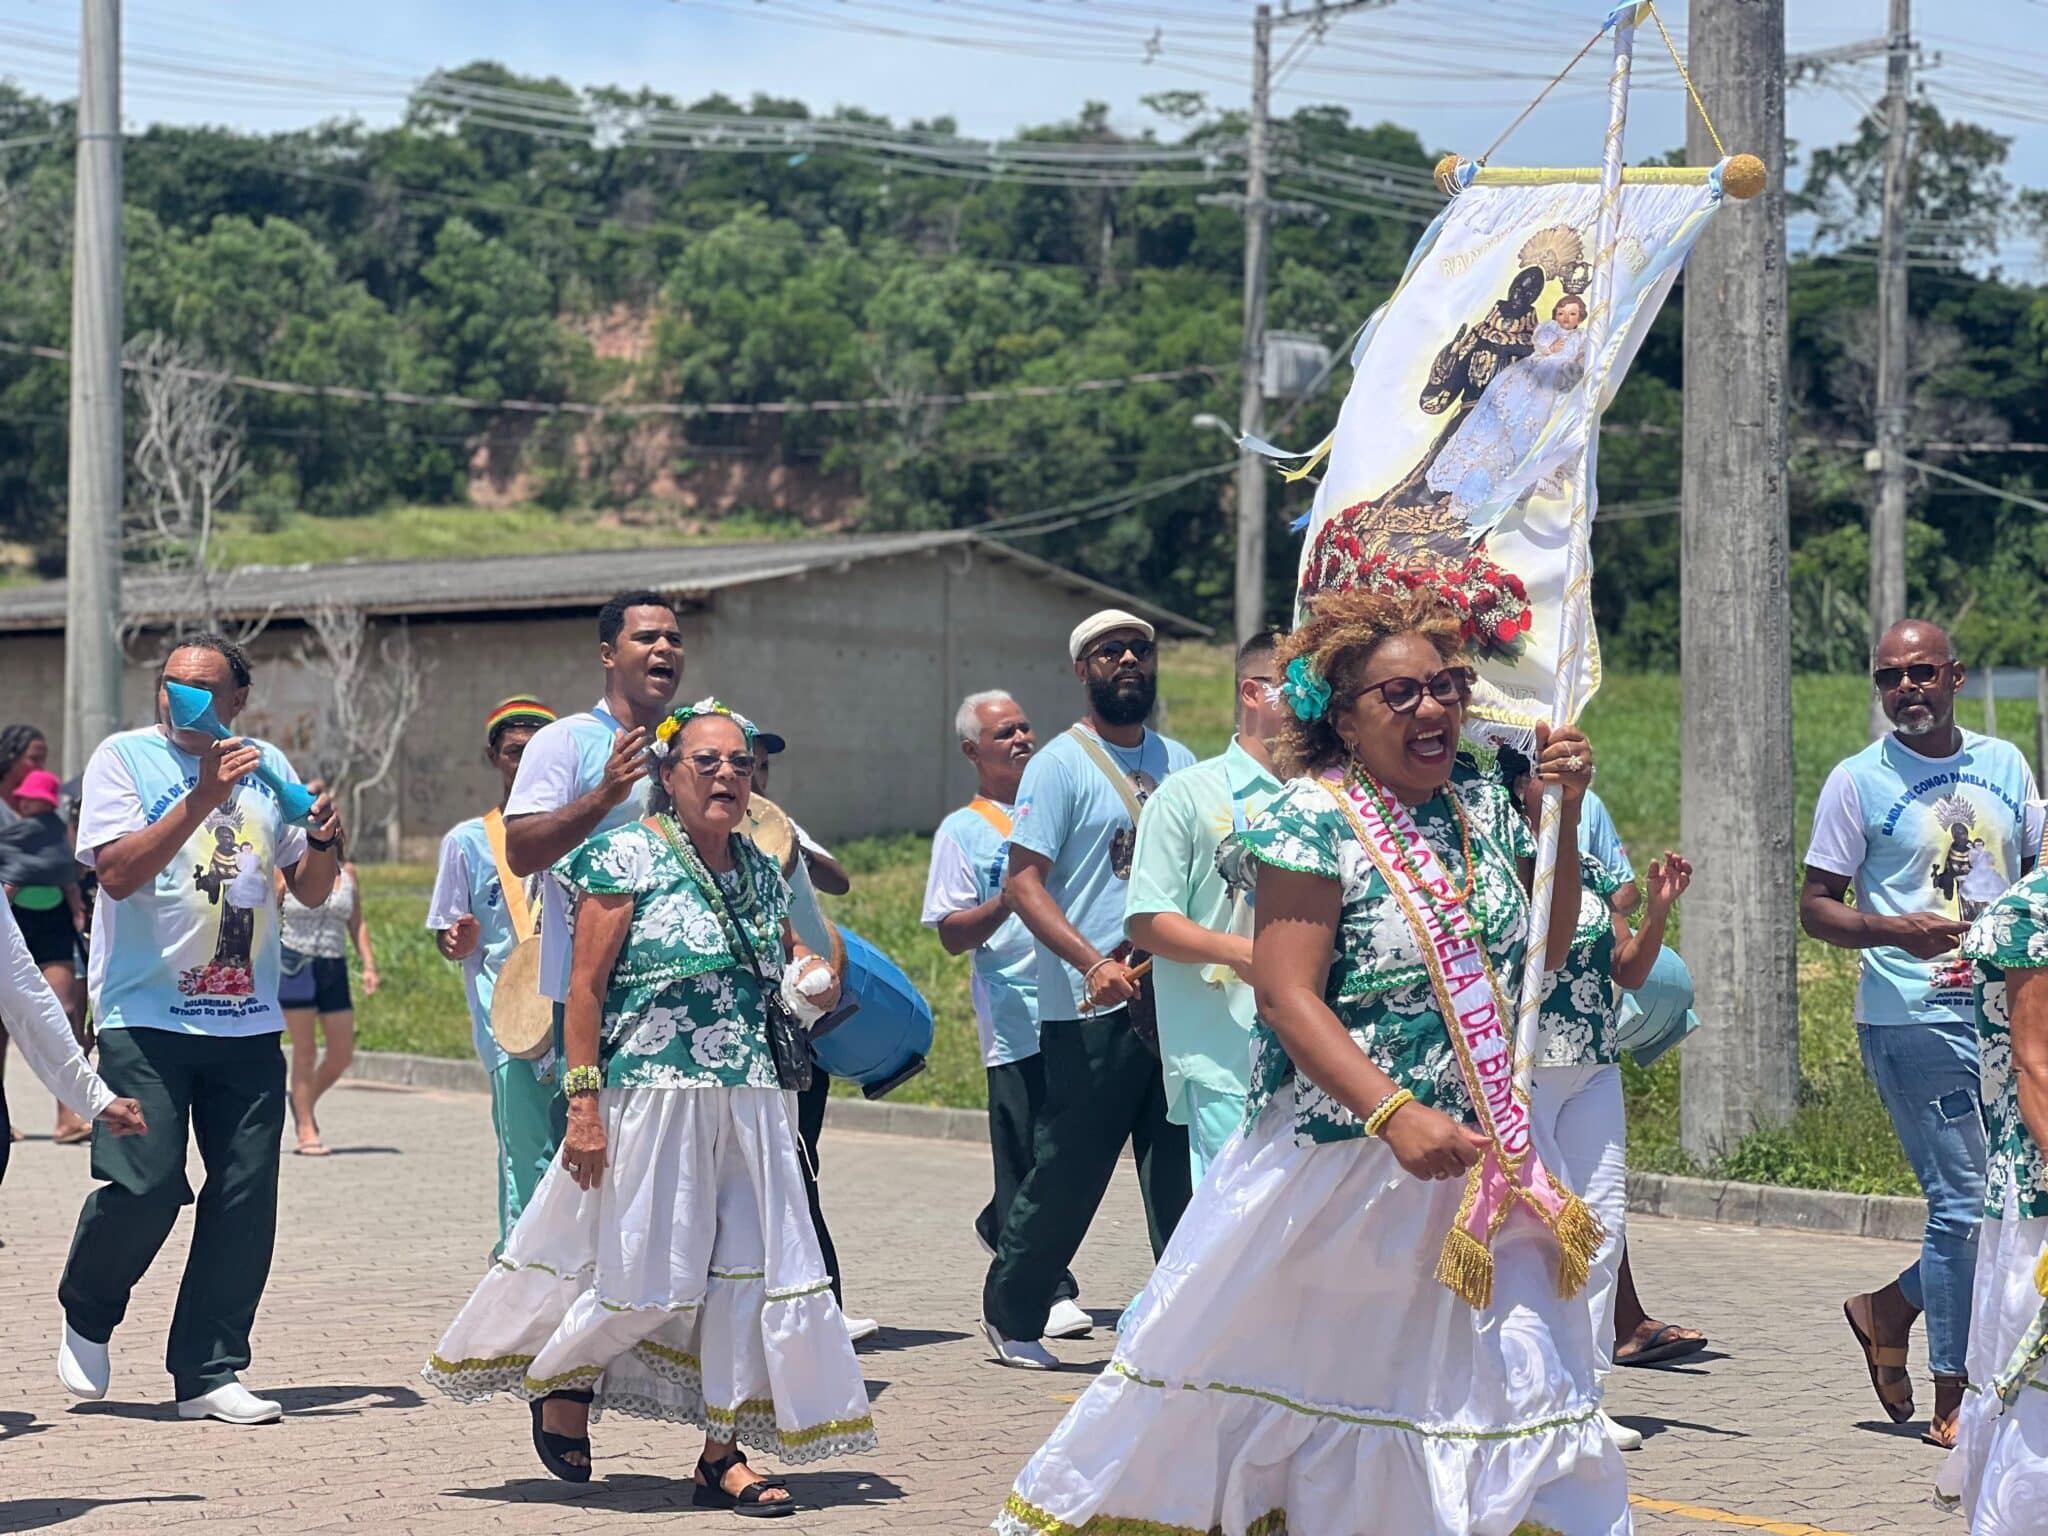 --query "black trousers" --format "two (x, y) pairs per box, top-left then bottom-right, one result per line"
(982, 1010), (1190, 1342)
(0, 1075), (11, 1188)
(58, 1028), (286, 1399)
(795, 1071), (842, 1306)
(977, 1055), (1077, 1304)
